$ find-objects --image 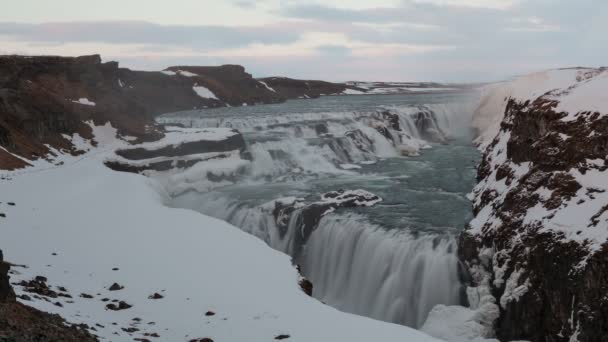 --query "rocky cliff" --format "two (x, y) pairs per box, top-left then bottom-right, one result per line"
(0, 55), (353, 171)
(460, 68), (608, 341)
(257, 76), (358, 98)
